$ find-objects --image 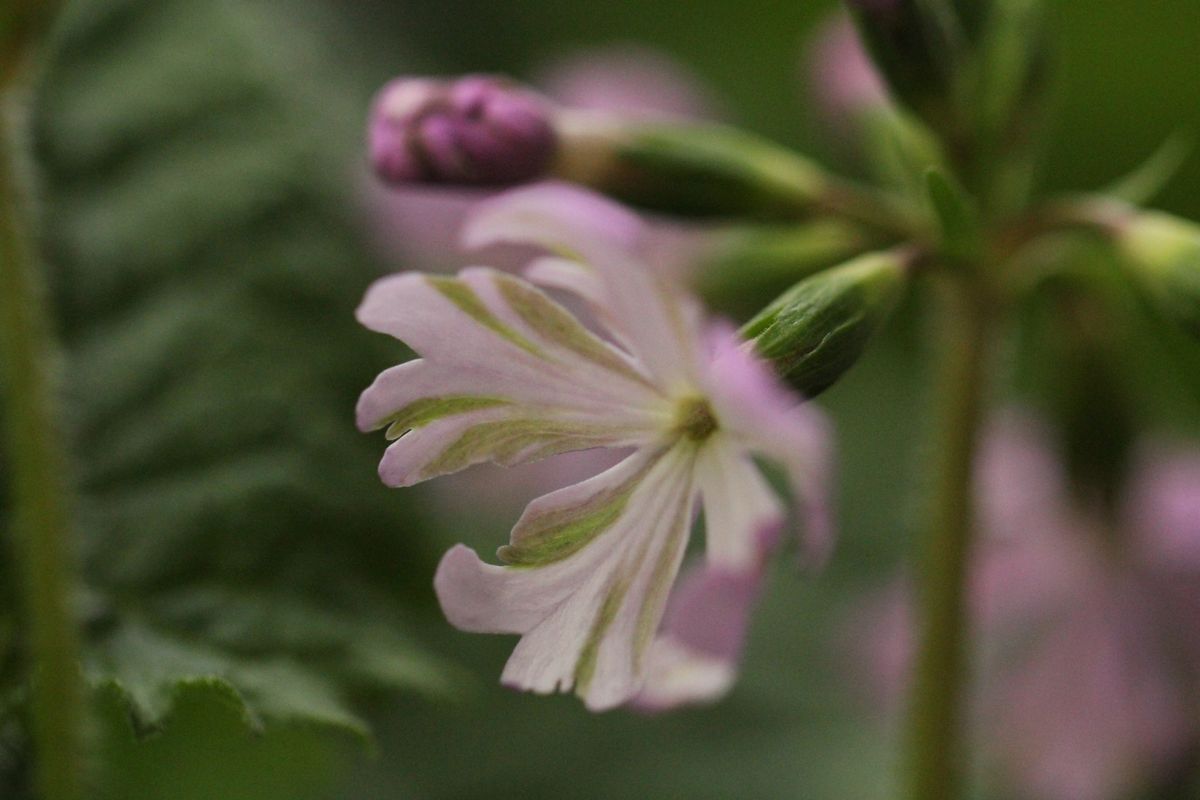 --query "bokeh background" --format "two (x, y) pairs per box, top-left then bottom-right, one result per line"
(6, 0), (1200, 798)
